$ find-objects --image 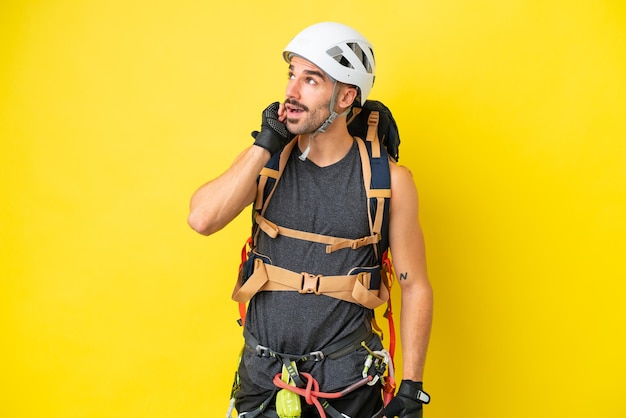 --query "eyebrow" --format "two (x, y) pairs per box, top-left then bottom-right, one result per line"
(289, 64), (328, 82)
